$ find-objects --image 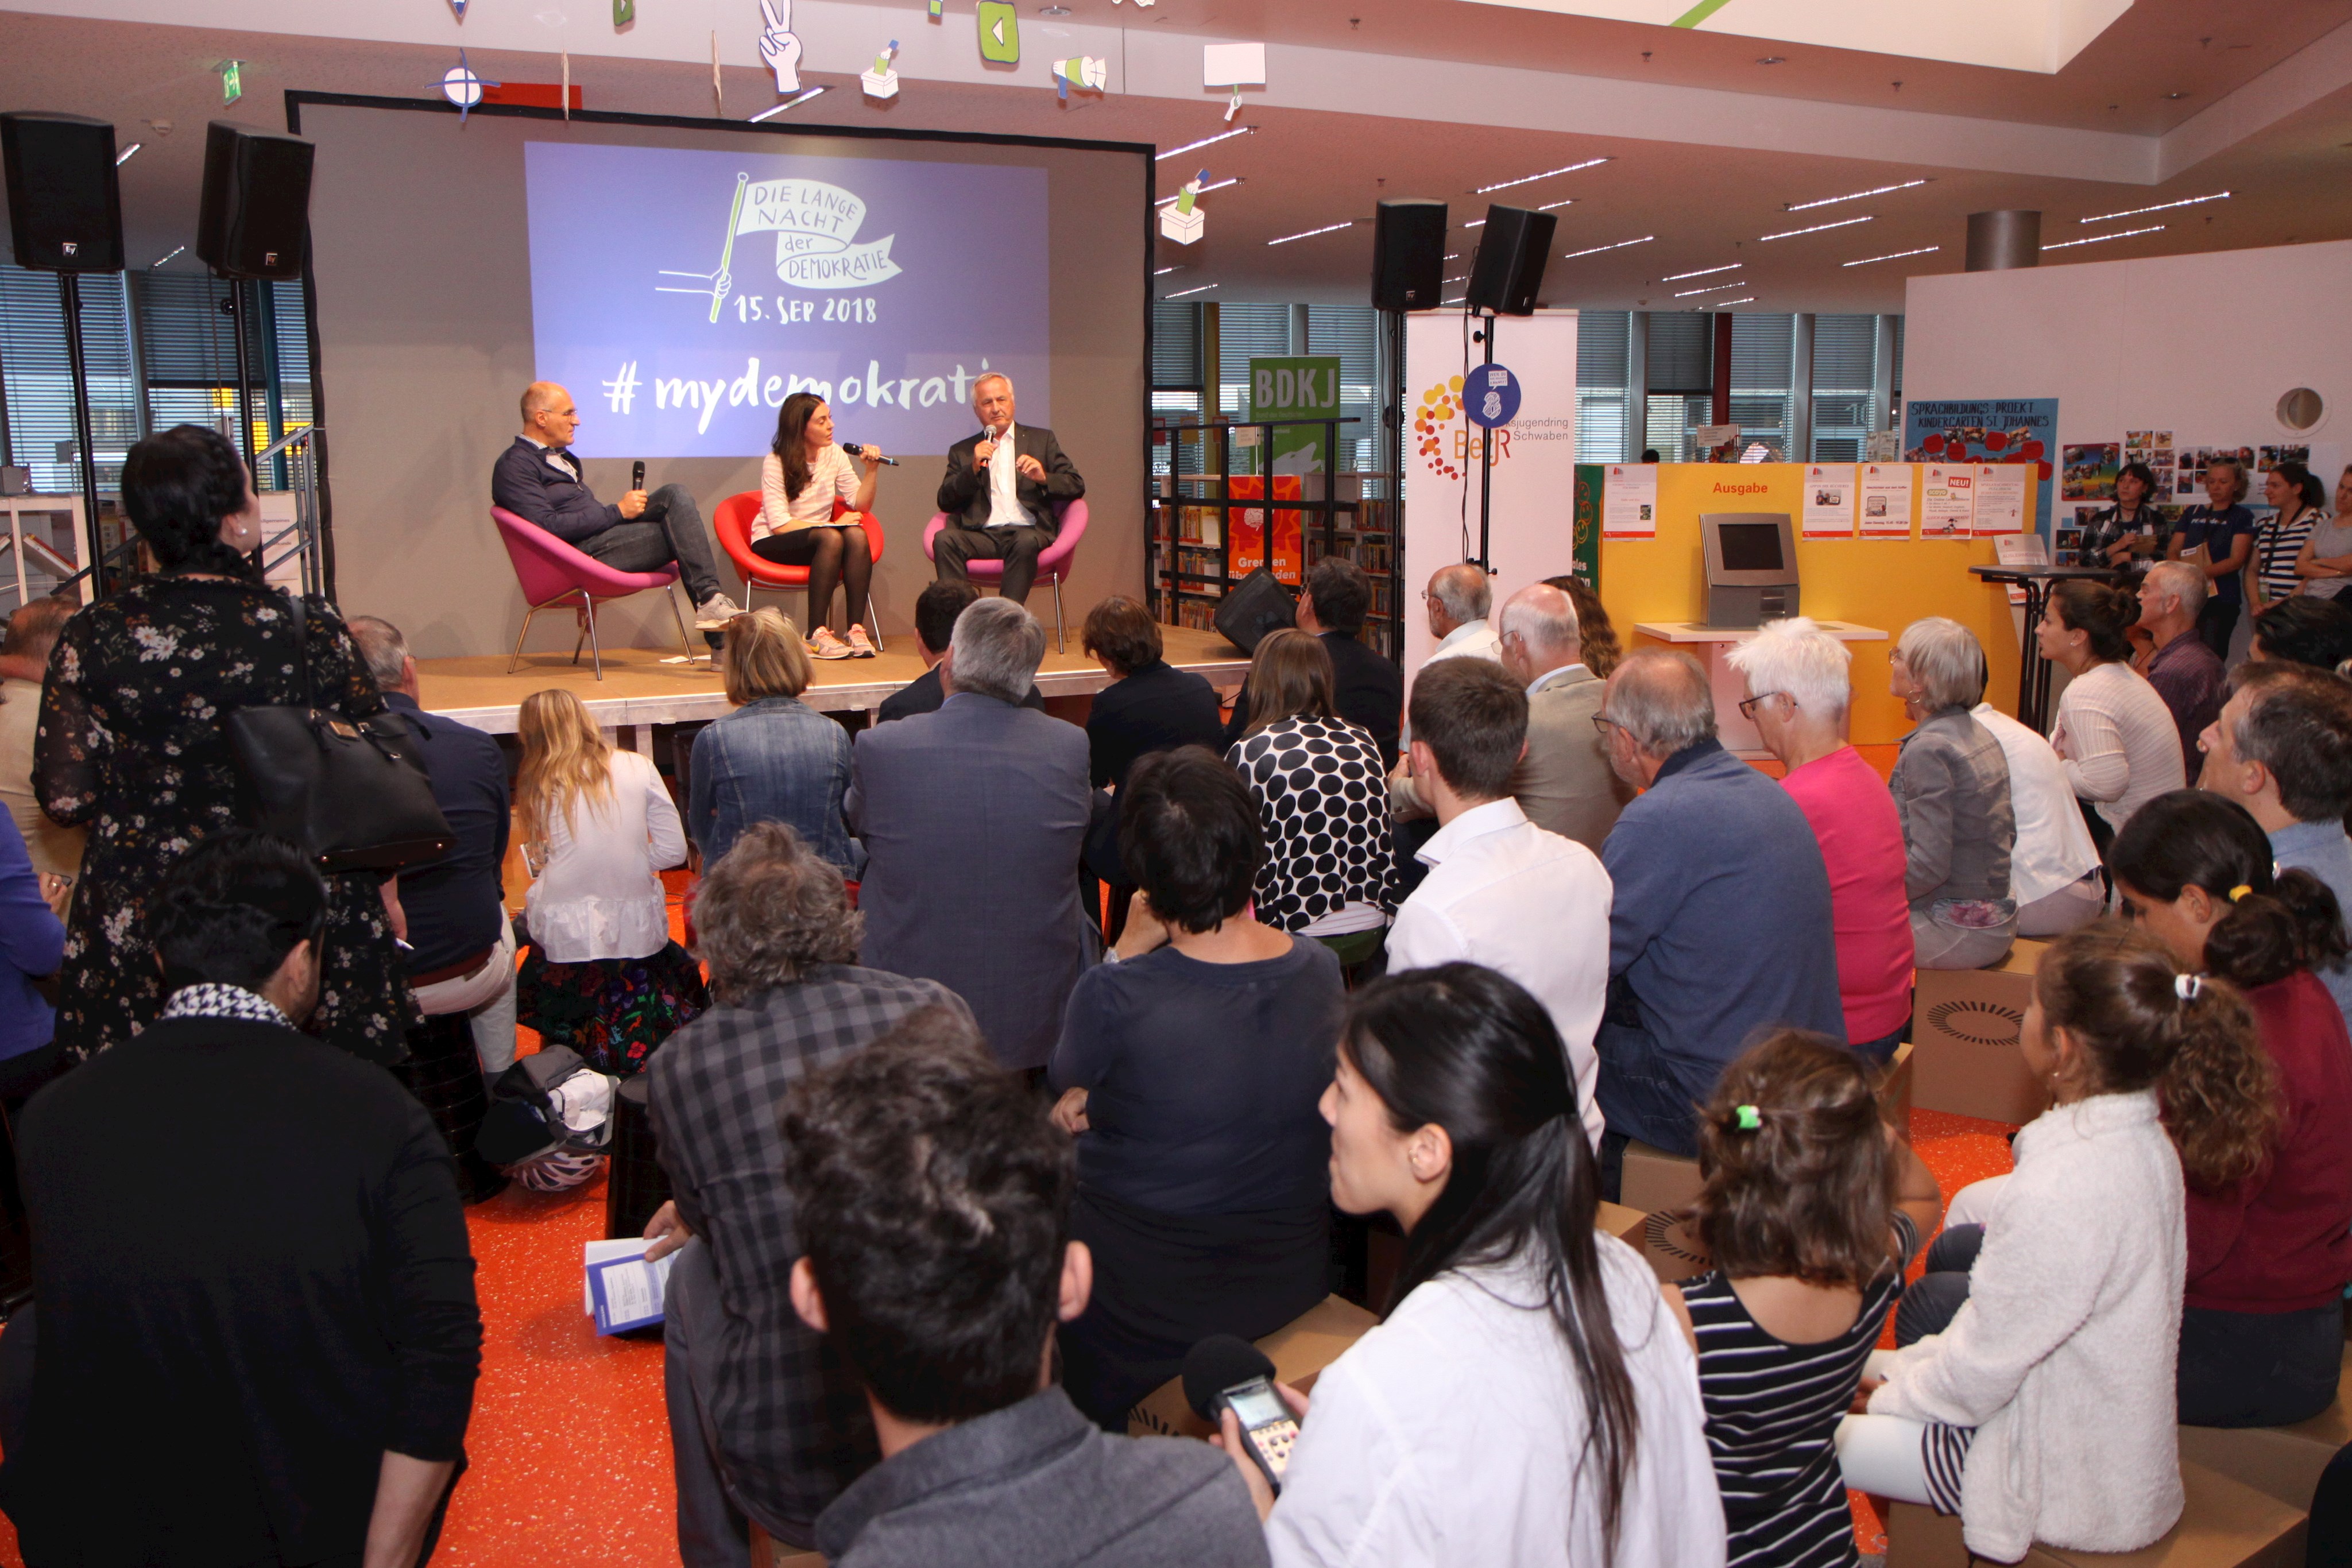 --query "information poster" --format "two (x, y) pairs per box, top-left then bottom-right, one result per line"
(1245, 355), (1342, 584)
(1860, 463), (1913, 537)
(1602, 463), (1658, 538)
(1801, 464), (1857, 537)
(1904, 398), (2057, 545)
(1921, 466), (1975, 537)
(1974, 464), (2028, 536)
